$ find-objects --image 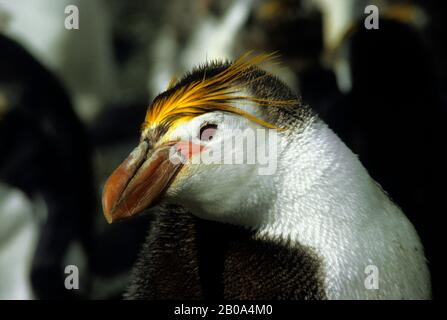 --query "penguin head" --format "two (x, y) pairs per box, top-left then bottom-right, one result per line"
(102, 54), (312, 225)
